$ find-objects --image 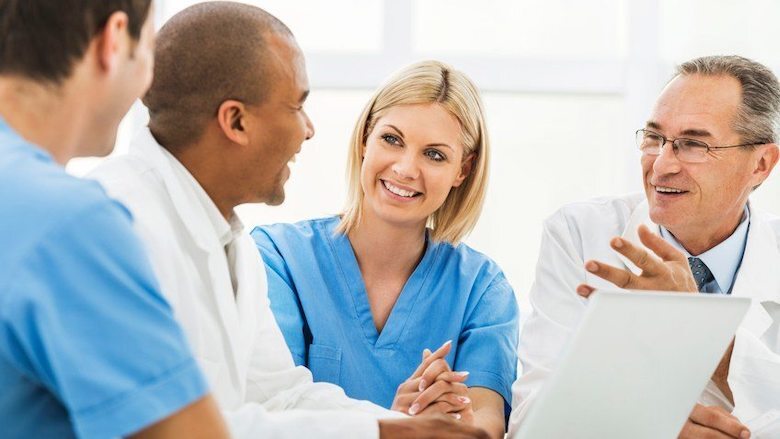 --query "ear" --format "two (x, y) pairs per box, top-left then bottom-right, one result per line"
(95, 11), (130, 73)
(452, 152), (476, 188)
(216, 100), (250, 146)
(752, 143), (780, 185)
